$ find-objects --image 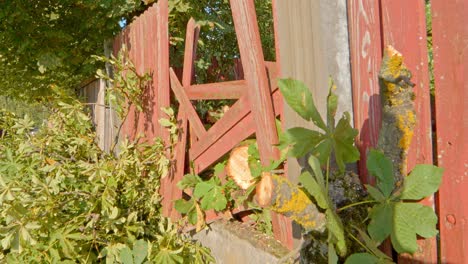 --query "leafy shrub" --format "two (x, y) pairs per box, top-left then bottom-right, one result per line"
(0, 98), (213, 263)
